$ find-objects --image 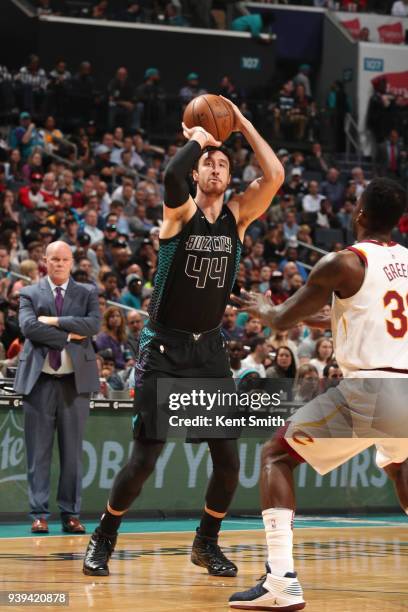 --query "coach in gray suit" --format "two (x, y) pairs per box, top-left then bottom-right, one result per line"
(14, 241), (101, 534)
